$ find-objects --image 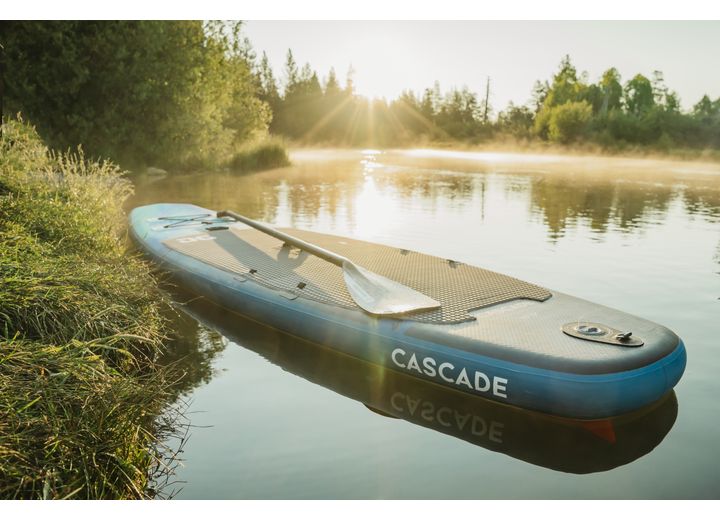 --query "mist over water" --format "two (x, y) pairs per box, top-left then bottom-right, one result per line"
(128, 149), (720, 499)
